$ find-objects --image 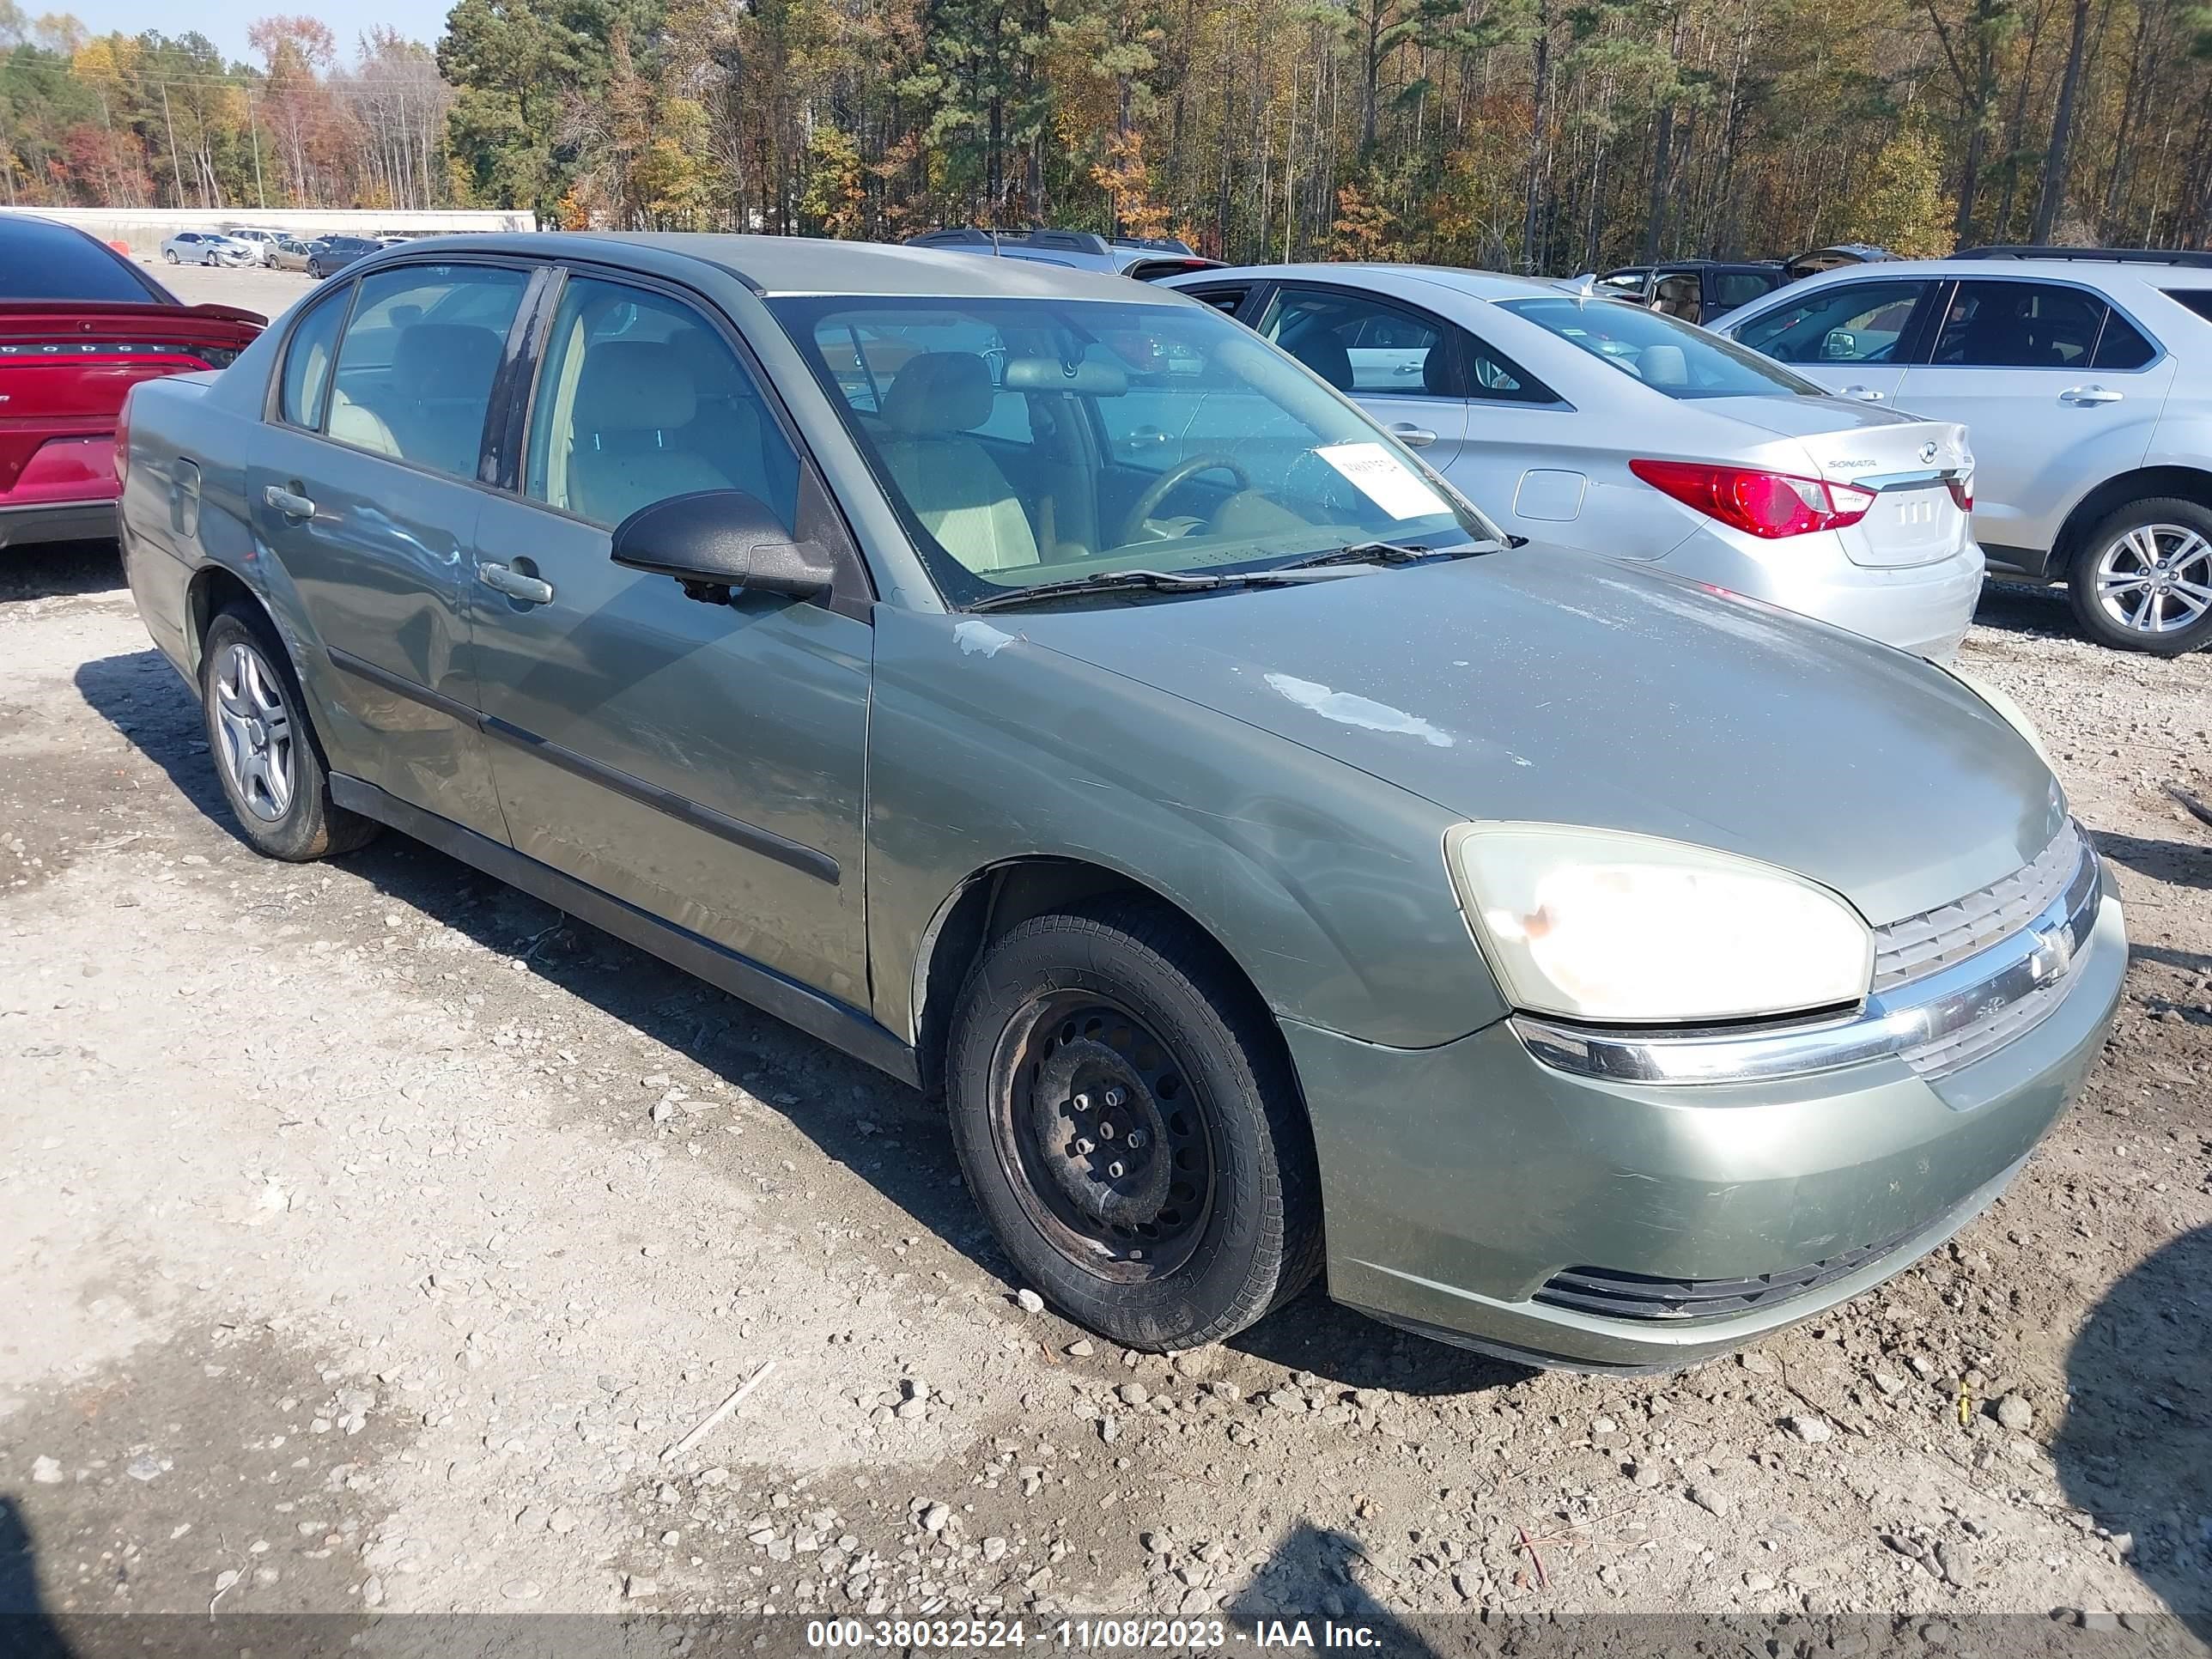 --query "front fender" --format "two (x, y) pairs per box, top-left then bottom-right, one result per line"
(866, 608), (1509, 1049)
